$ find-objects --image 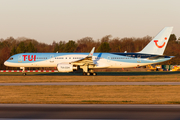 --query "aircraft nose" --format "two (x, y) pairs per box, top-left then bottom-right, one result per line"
(4, 61), (8, 66)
